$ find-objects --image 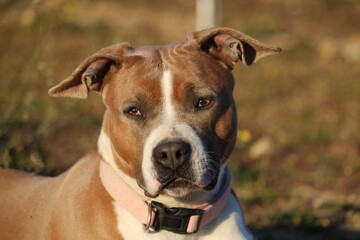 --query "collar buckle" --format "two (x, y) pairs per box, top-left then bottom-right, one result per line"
(147, 201), (204, 234)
